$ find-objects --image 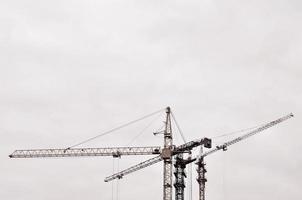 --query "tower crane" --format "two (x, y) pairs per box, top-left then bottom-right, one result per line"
(176, 112), (294, 200)
(9, 107), (293, 200)
(103, 112), (293, 200)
